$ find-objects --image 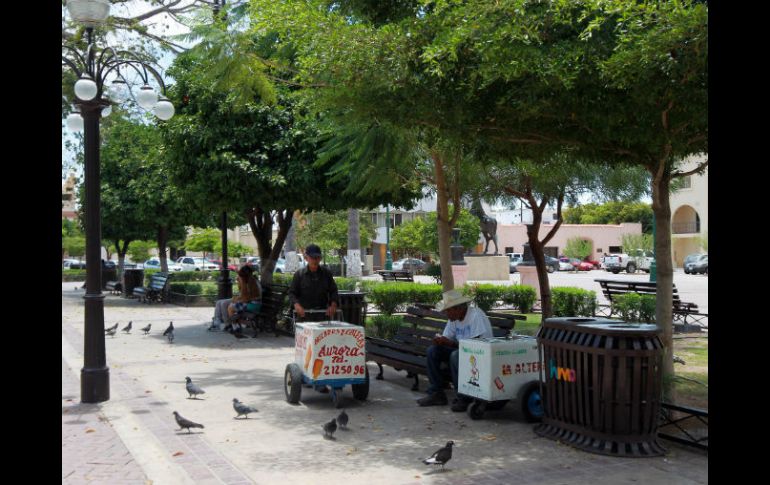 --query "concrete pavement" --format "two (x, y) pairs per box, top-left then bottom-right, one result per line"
(62, 281), (708, 484)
